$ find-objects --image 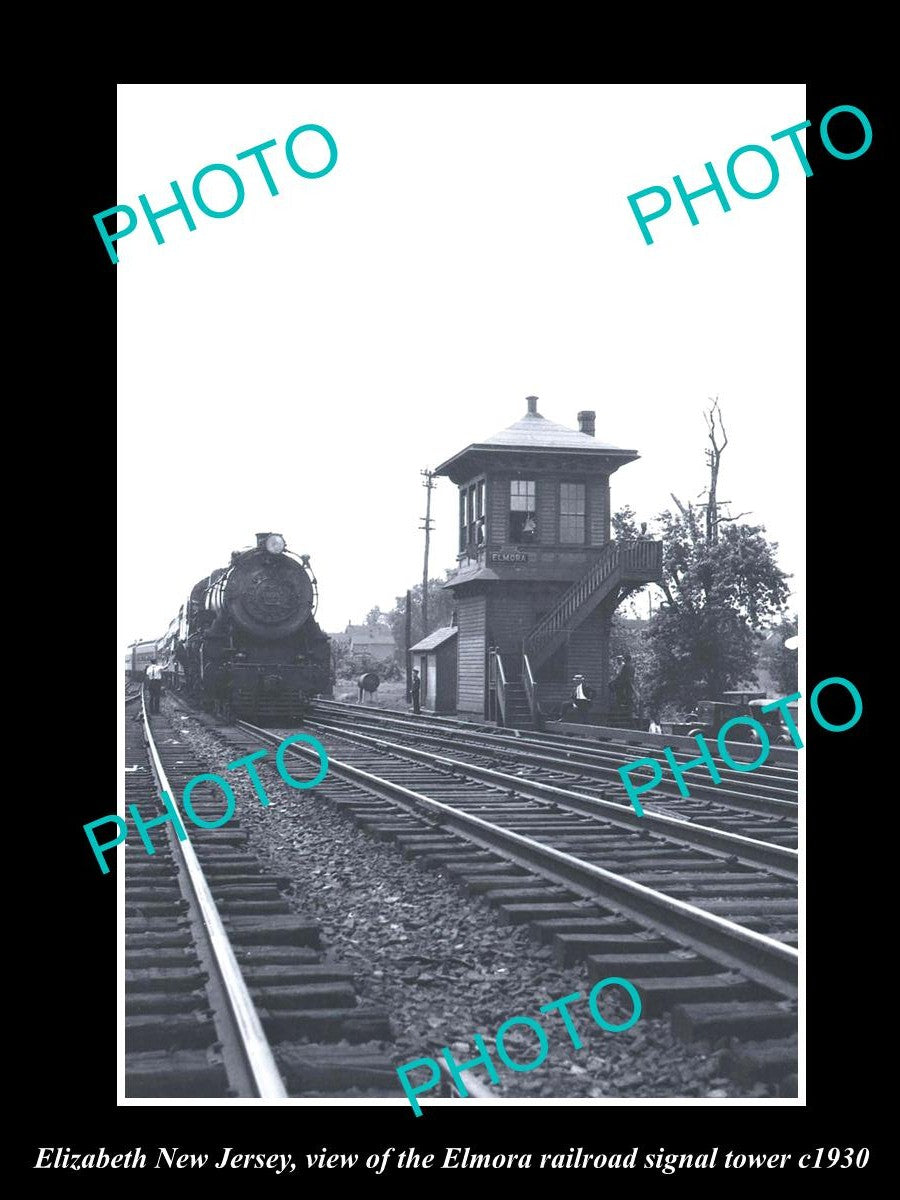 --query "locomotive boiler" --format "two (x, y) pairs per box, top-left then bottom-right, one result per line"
(176, 532), (331, 721)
